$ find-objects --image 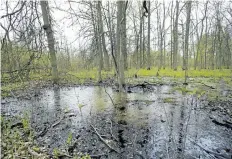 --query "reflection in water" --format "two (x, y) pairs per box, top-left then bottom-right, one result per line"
(177, 102), (185, 159)
(168, 102), (176, 158)
(2, 86), (232, 158)
(53, 87), (61, 118)
(114, 92), (128, 157)
(93, 87), (106, 112)
(177, 88), (187, 159)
